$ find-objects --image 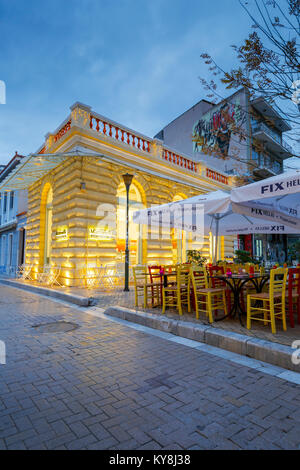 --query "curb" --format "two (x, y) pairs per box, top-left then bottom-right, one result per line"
(105, 306), (300, 373)
(0, 278), (93, 307)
